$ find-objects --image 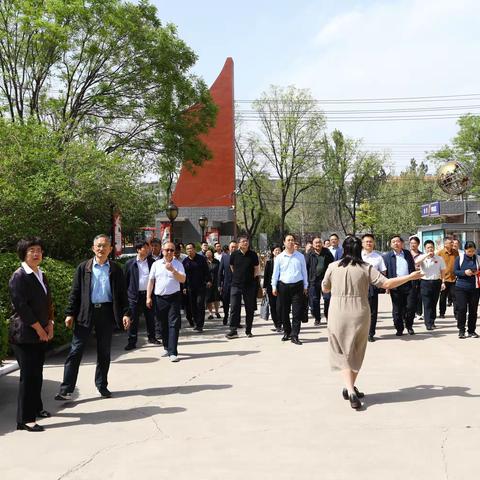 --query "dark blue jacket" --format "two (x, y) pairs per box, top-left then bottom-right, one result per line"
(454, 254), (480, 291)
(218, 253), (233, 290)
(182, 254), (210, 290)
(383, 249), (415, 286)
(124, 256), (155, 304)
